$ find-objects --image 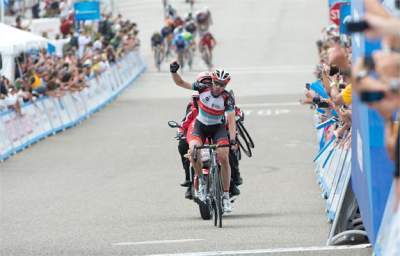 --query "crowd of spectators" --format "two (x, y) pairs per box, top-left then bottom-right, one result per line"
(5, 0), (73, 19)
(0, 11), (140, 115)
(303, 0), (399, 211)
